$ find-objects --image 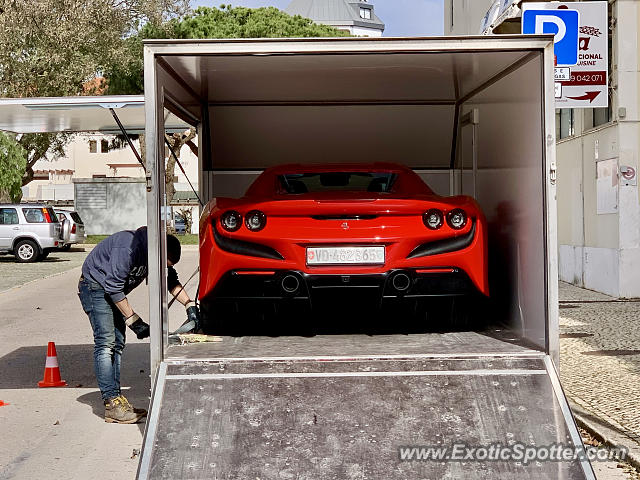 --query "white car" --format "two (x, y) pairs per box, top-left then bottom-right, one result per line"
(0, 204), (68, 262)
(55, 209), (86, 251)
